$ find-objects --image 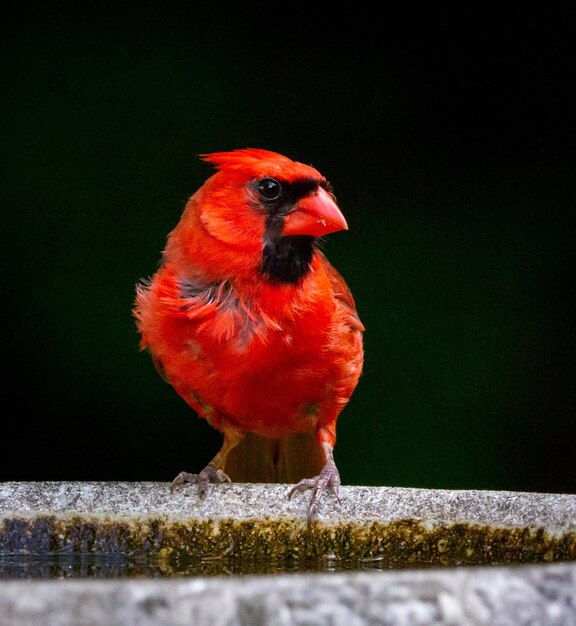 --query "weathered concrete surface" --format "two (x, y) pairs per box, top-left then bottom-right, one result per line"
(1, 482), (575, 624)
(1, 481), (575, 527)
(0, 562), (575, 625)
(1, 482), (575, 570)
